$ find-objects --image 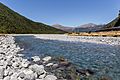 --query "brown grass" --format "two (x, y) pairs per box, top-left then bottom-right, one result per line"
(68, 31), (120, 37)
